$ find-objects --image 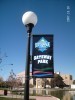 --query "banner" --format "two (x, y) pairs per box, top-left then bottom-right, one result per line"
(32, 34), (54, 78)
